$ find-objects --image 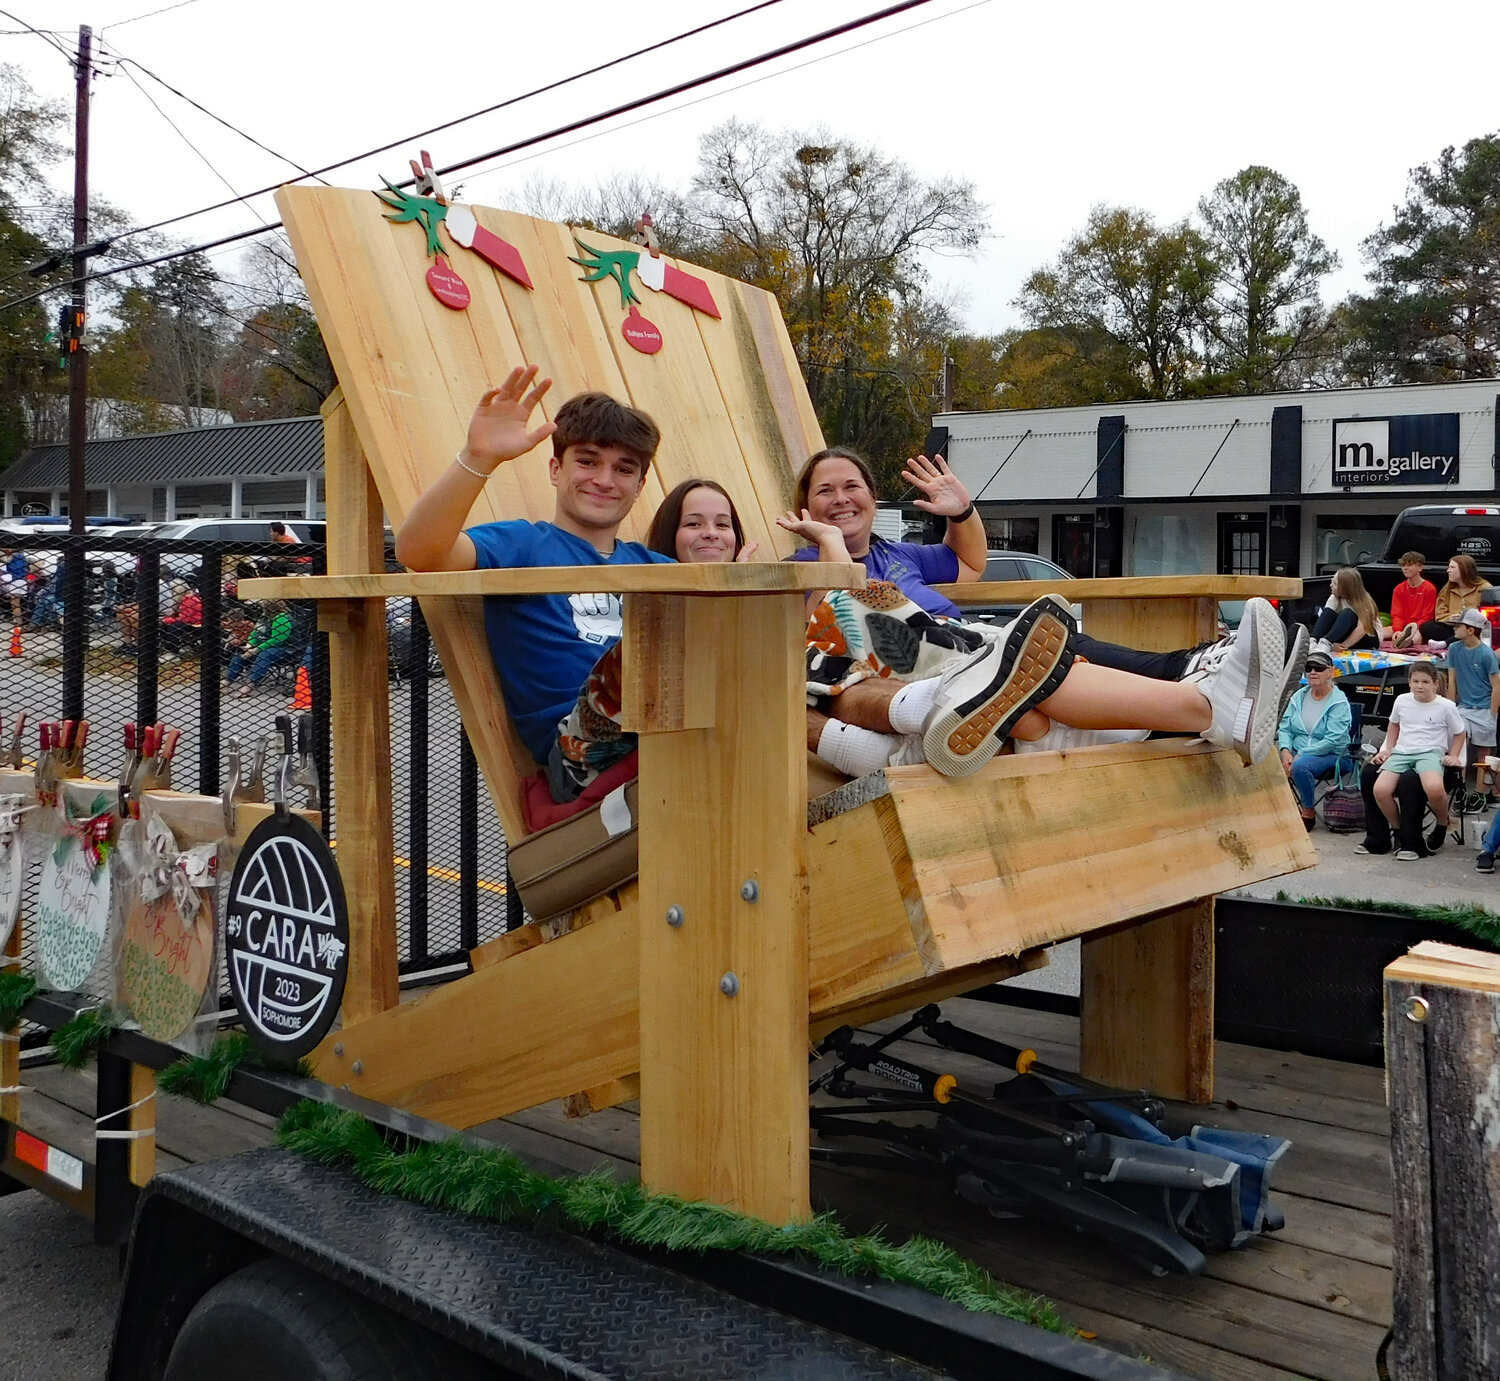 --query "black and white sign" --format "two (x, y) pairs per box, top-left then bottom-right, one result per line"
(1331, 414), (1460, 487)
(225, 813), (348, 1060)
